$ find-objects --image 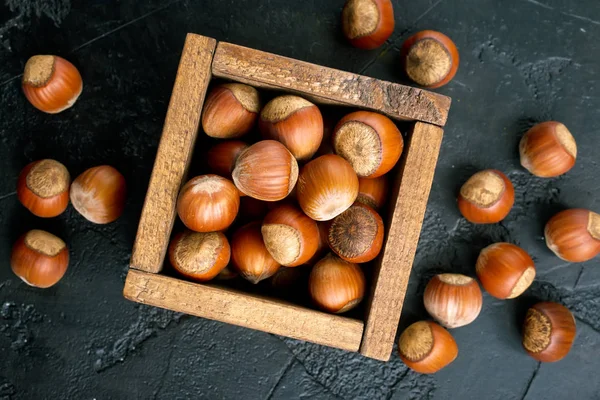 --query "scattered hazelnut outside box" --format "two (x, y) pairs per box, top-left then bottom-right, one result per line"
(123, 34), (451, 361)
